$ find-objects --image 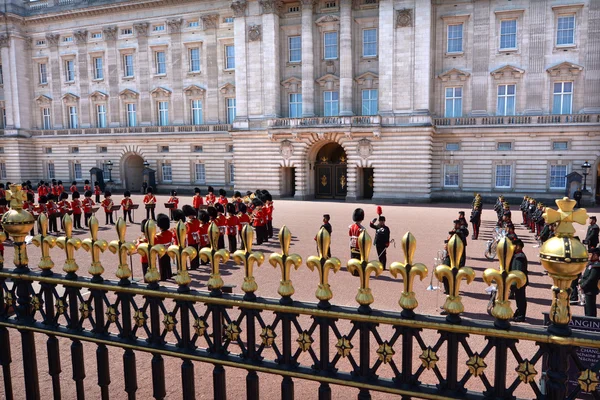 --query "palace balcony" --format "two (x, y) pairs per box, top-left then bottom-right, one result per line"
(267, 115), (382, 129)
(433, 113), (600, 127)
(26, 124), (232, 137)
